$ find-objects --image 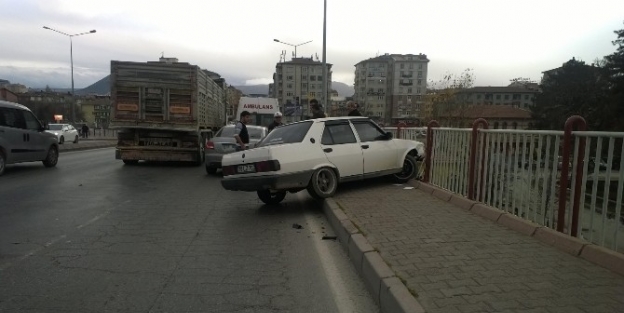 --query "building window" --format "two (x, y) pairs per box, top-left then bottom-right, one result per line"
(287, 75), (293, 80)
(493, 122), (499, 129)
(496, 95), (501, 100)
(378, 95), (384, 100)
(505, 95), (510, 100)
(513, 122), (518, 129)
(407, 88), (412, 94)
(417, 88), (421, 94)
(317, 75), (322, 81)
(287, 83), (293, 89)
(409, 64), (413, 69)
(417, 79), (422, 85)
(524, 95), (529, 100)
(287, 92), (293, 96)
(407, 95), (412, 101)
(419, 64), (422, 69)
(418, 71), (423, 78)
(502, 122), (508, 129)
(302, 83), (307, 89)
